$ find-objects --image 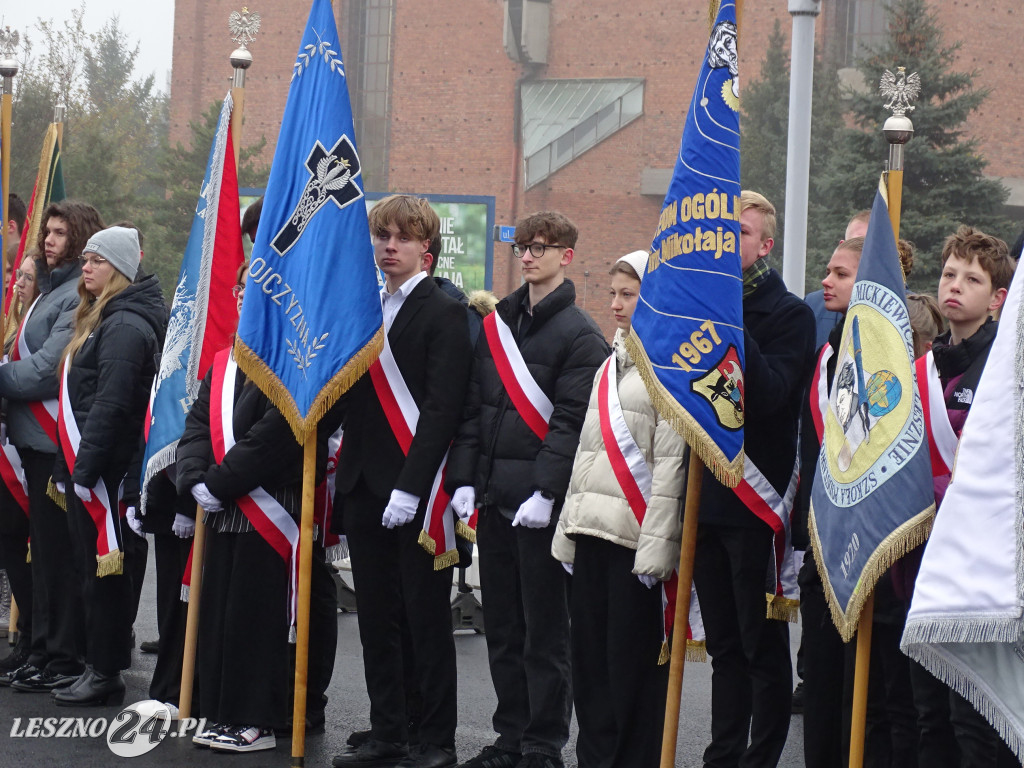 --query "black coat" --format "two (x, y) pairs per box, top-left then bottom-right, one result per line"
(699, 268), (816, 528)
(446, 279), (609, 509)
(333, 276), (472, 506)
(56, 274), (167, 491)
